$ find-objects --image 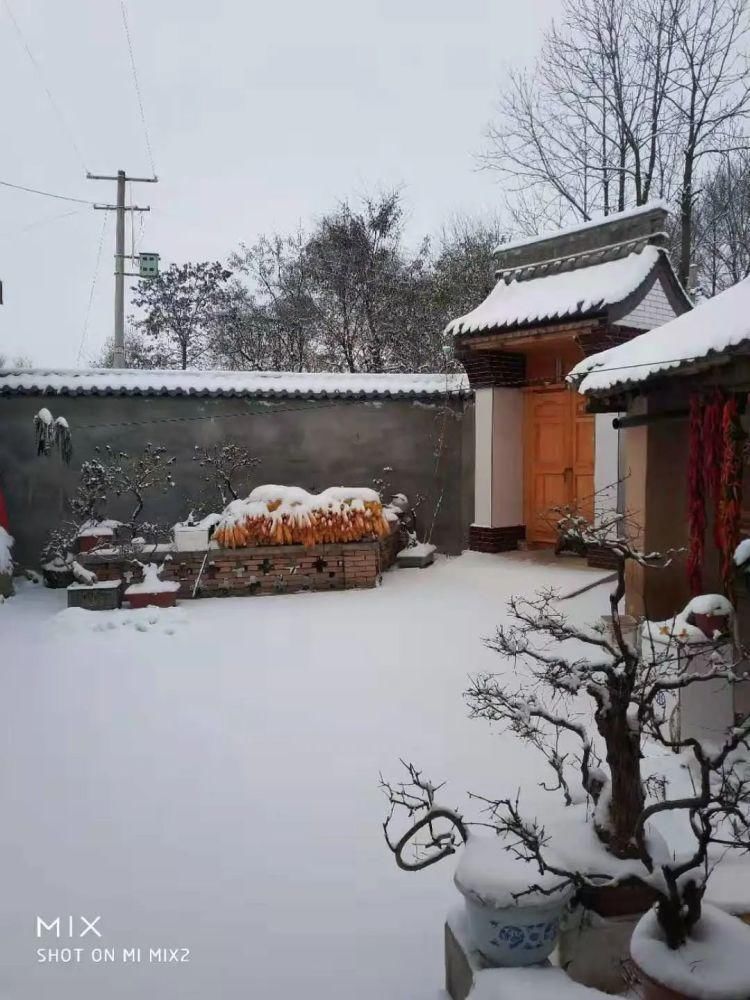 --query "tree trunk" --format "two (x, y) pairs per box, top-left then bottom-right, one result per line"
(596, 700), (645, 859)
(679, 157), (694, 288)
